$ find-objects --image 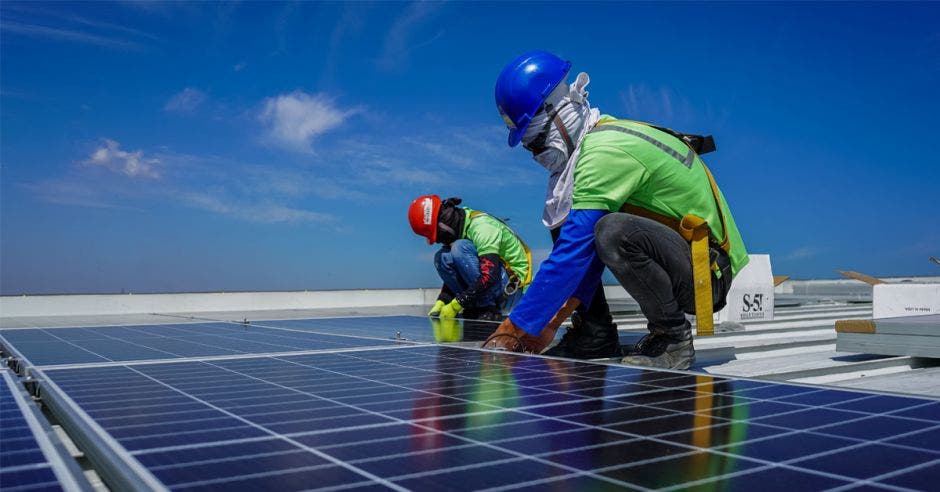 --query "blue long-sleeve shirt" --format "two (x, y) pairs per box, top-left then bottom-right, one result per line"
(508, 209), (608, 335)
